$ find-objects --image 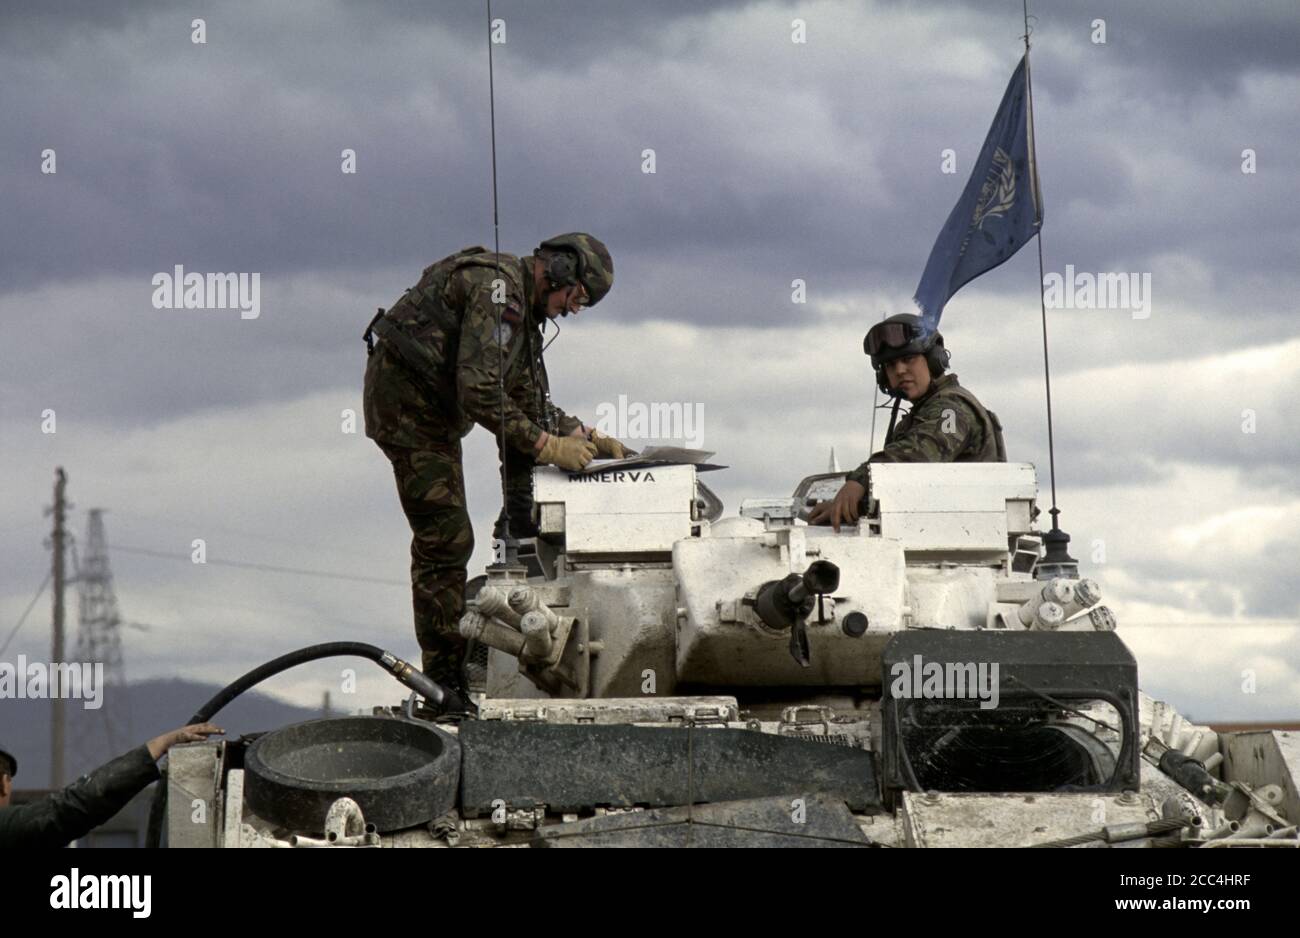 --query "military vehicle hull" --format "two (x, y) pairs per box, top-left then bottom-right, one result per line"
(166, 463), (1300, 847)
